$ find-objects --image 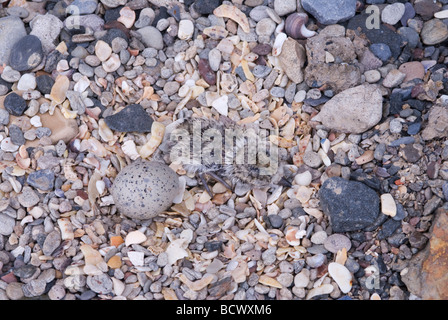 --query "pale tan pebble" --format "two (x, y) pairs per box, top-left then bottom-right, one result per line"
(74, 75), (91, 92)
(434, 10), (448, 19)
(102, 53), (121, 73)
(98, 118), (115, 143)
(125, 230), (147, 246)
(203, 25), (228, 39)
(29, 206), (44, 219)
(50, 75), (70, 104)
(178, 19), (194, 40)
(381, 193), (397, 217)
(121, 140), (140, 160)
(139, 121), (165, 158)
(178, 274), (215, 291)
(95, 40), (112, 62)
(118, 6), (136, 28)
(80, 244), (108, 275)
(306, 284), (334, 300)
(355, 150), (374, 165)
(214, 4), (250, 33)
